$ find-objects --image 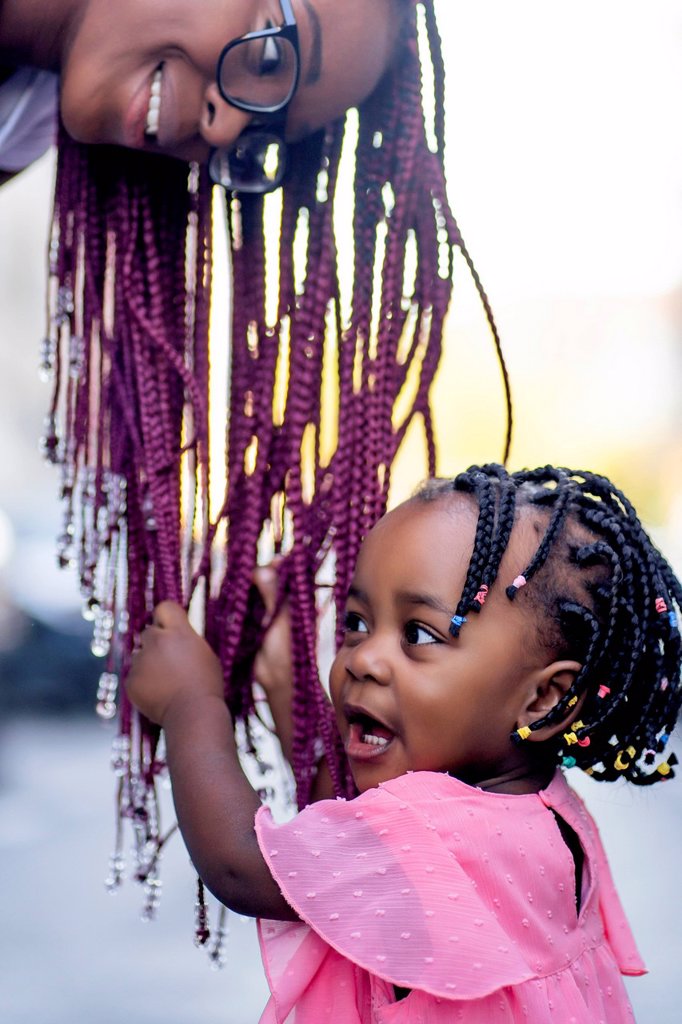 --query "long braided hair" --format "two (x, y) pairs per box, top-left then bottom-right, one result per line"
(43, 1), (512, 910)
(417, 465), (682, 785)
